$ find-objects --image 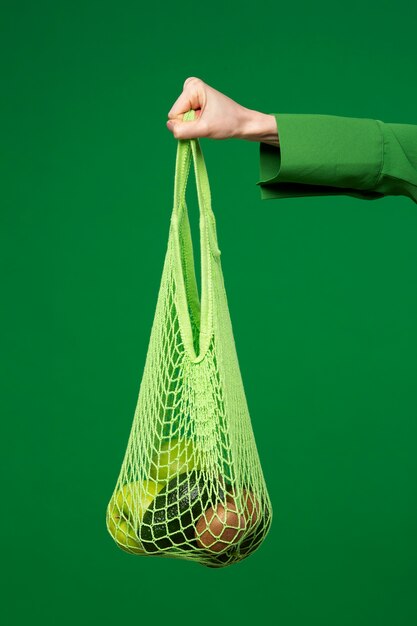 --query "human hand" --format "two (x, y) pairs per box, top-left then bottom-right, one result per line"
(166, 76), (279, 146)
